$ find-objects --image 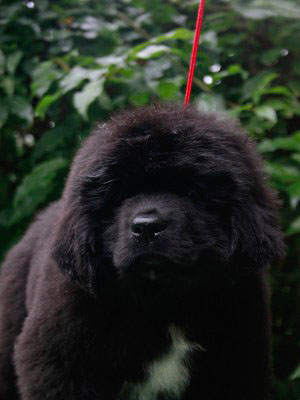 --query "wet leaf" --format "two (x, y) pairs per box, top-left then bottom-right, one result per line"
(73, 79), (104, 119)
(6, 51), (22, 75)
(10, 159), (68, 224)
